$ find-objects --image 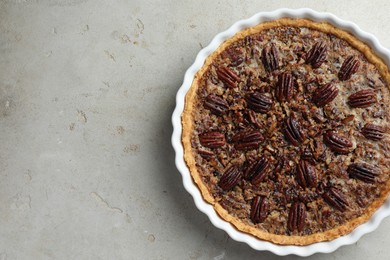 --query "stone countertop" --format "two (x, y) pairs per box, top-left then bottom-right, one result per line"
(1, 1), (390, 259)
